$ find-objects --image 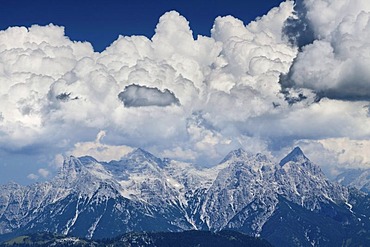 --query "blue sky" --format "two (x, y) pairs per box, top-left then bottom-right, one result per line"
(1, 0), (370, 185)
(1, 0), (284, 51)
